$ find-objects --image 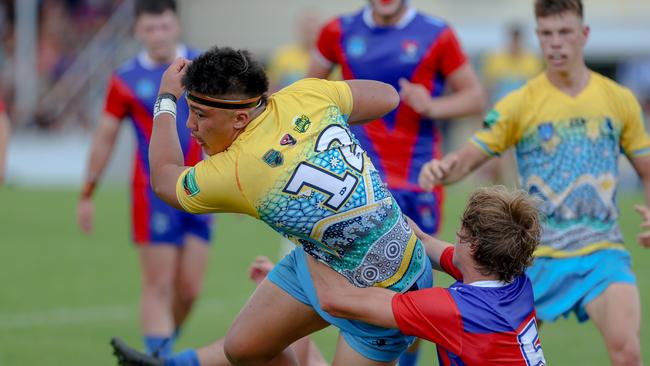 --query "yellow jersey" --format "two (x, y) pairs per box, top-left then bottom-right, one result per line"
(176, 78), (426, 290)
(472, 72), (650, 258)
